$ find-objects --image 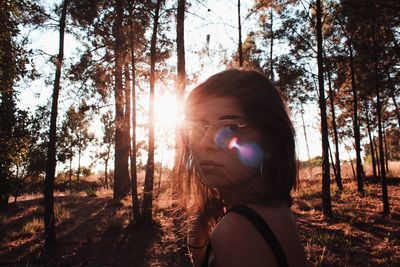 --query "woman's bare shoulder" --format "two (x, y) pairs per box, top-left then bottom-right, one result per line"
(209, 211), (280, 267)
(209, 204), (307, 267)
